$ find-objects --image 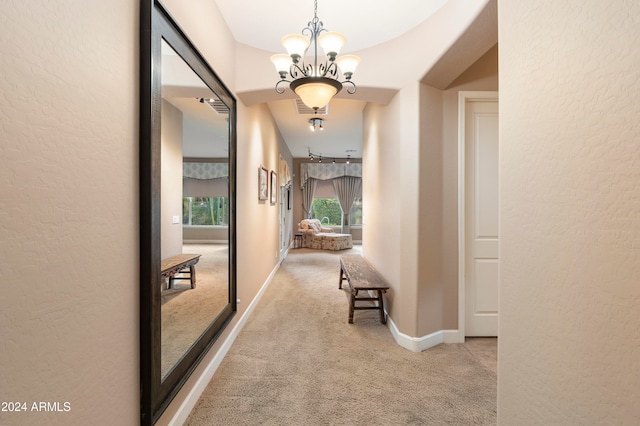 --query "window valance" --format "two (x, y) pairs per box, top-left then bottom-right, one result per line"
(183, 162), (228, 180)
(300, 162), (361, 189)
